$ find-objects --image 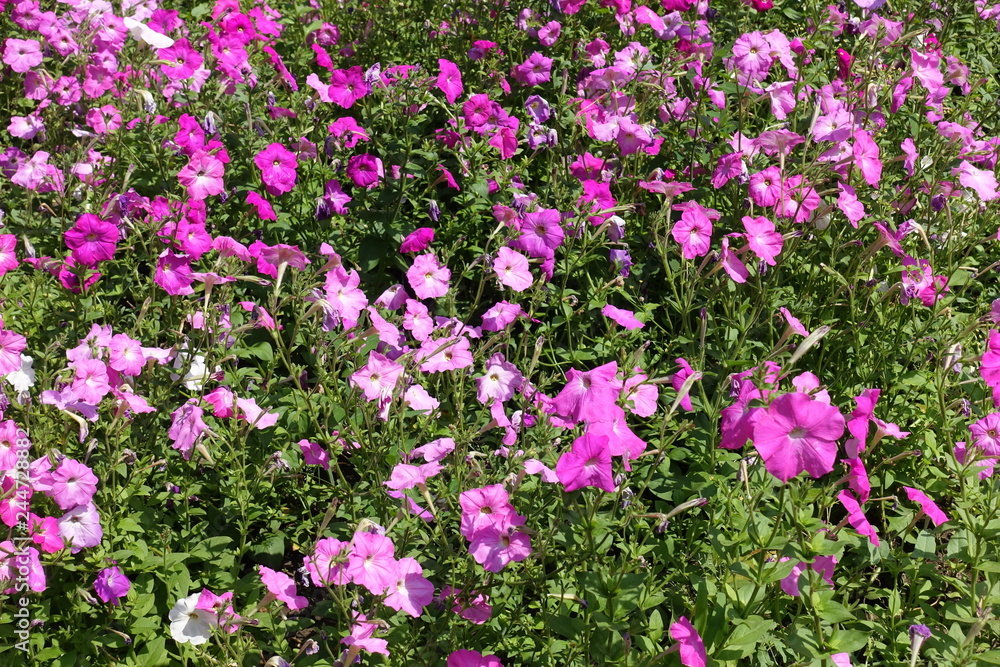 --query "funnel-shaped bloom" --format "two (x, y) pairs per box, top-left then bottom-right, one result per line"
(753, 392), (844, 483)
